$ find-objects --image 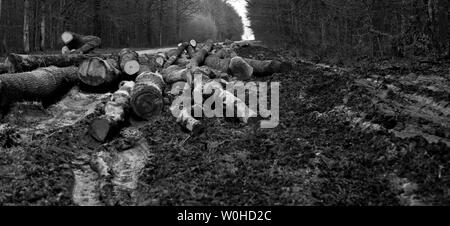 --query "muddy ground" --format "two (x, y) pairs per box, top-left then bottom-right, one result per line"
(0, 45), (449, 206)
